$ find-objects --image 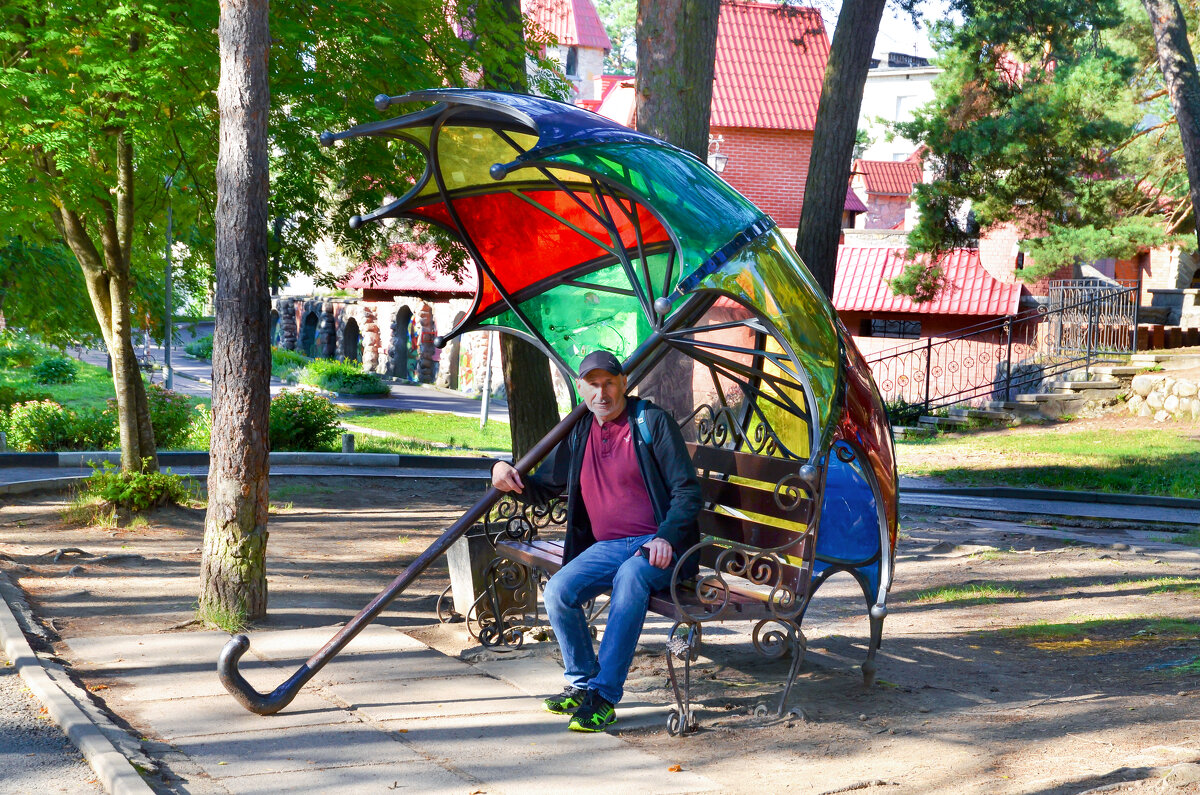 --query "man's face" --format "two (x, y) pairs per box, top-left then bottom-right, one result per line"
(577, 369), (628, 422)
